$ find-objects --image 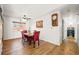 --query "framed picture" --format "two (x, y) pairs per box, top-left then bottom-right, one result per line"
(51, 13), (58, 26)
(36, 20), (43, 28)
